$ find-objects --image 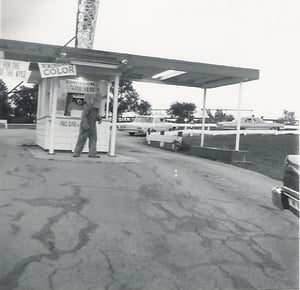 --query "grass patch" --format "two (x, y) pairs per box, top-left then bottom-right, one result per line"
(182, 134), (299, 181)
